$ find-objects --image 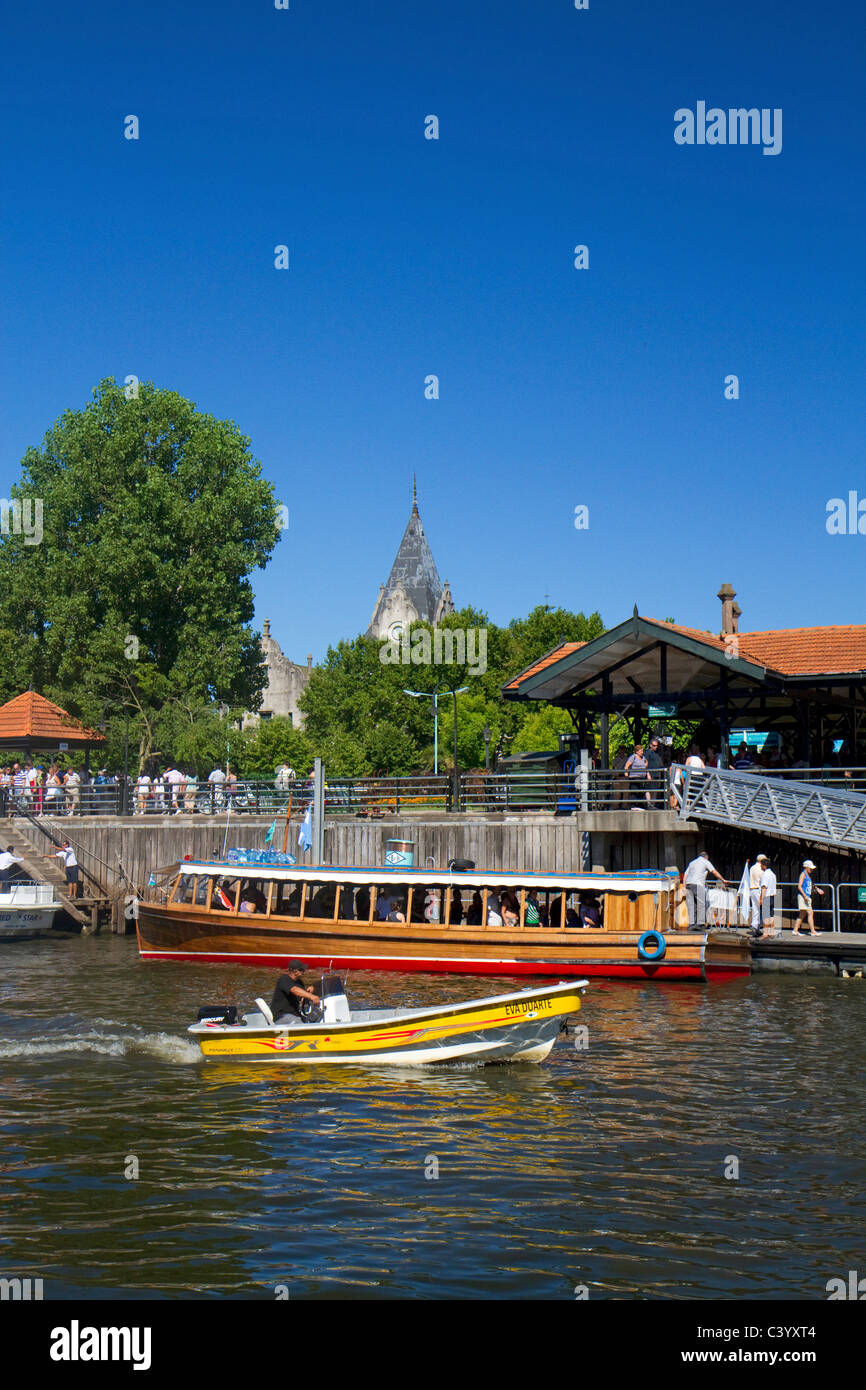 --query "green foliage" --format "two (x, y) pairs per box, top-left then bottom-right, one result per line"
(511, 706), (573, 755)
(0, 378), (279, 770)
(242, 718), (314, 778)
(295, 604), (605, 776)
